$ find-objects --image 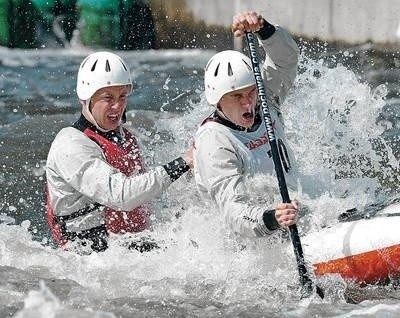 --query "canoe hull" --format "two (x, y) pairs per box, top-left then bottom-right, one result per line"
(301, 206), (400, 284)
(314, 243), (400, 284)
